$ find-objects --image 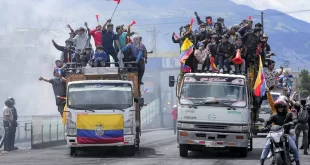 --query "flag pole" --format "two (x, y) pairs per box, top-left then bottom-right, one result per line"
(111, 4), (119, 19)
